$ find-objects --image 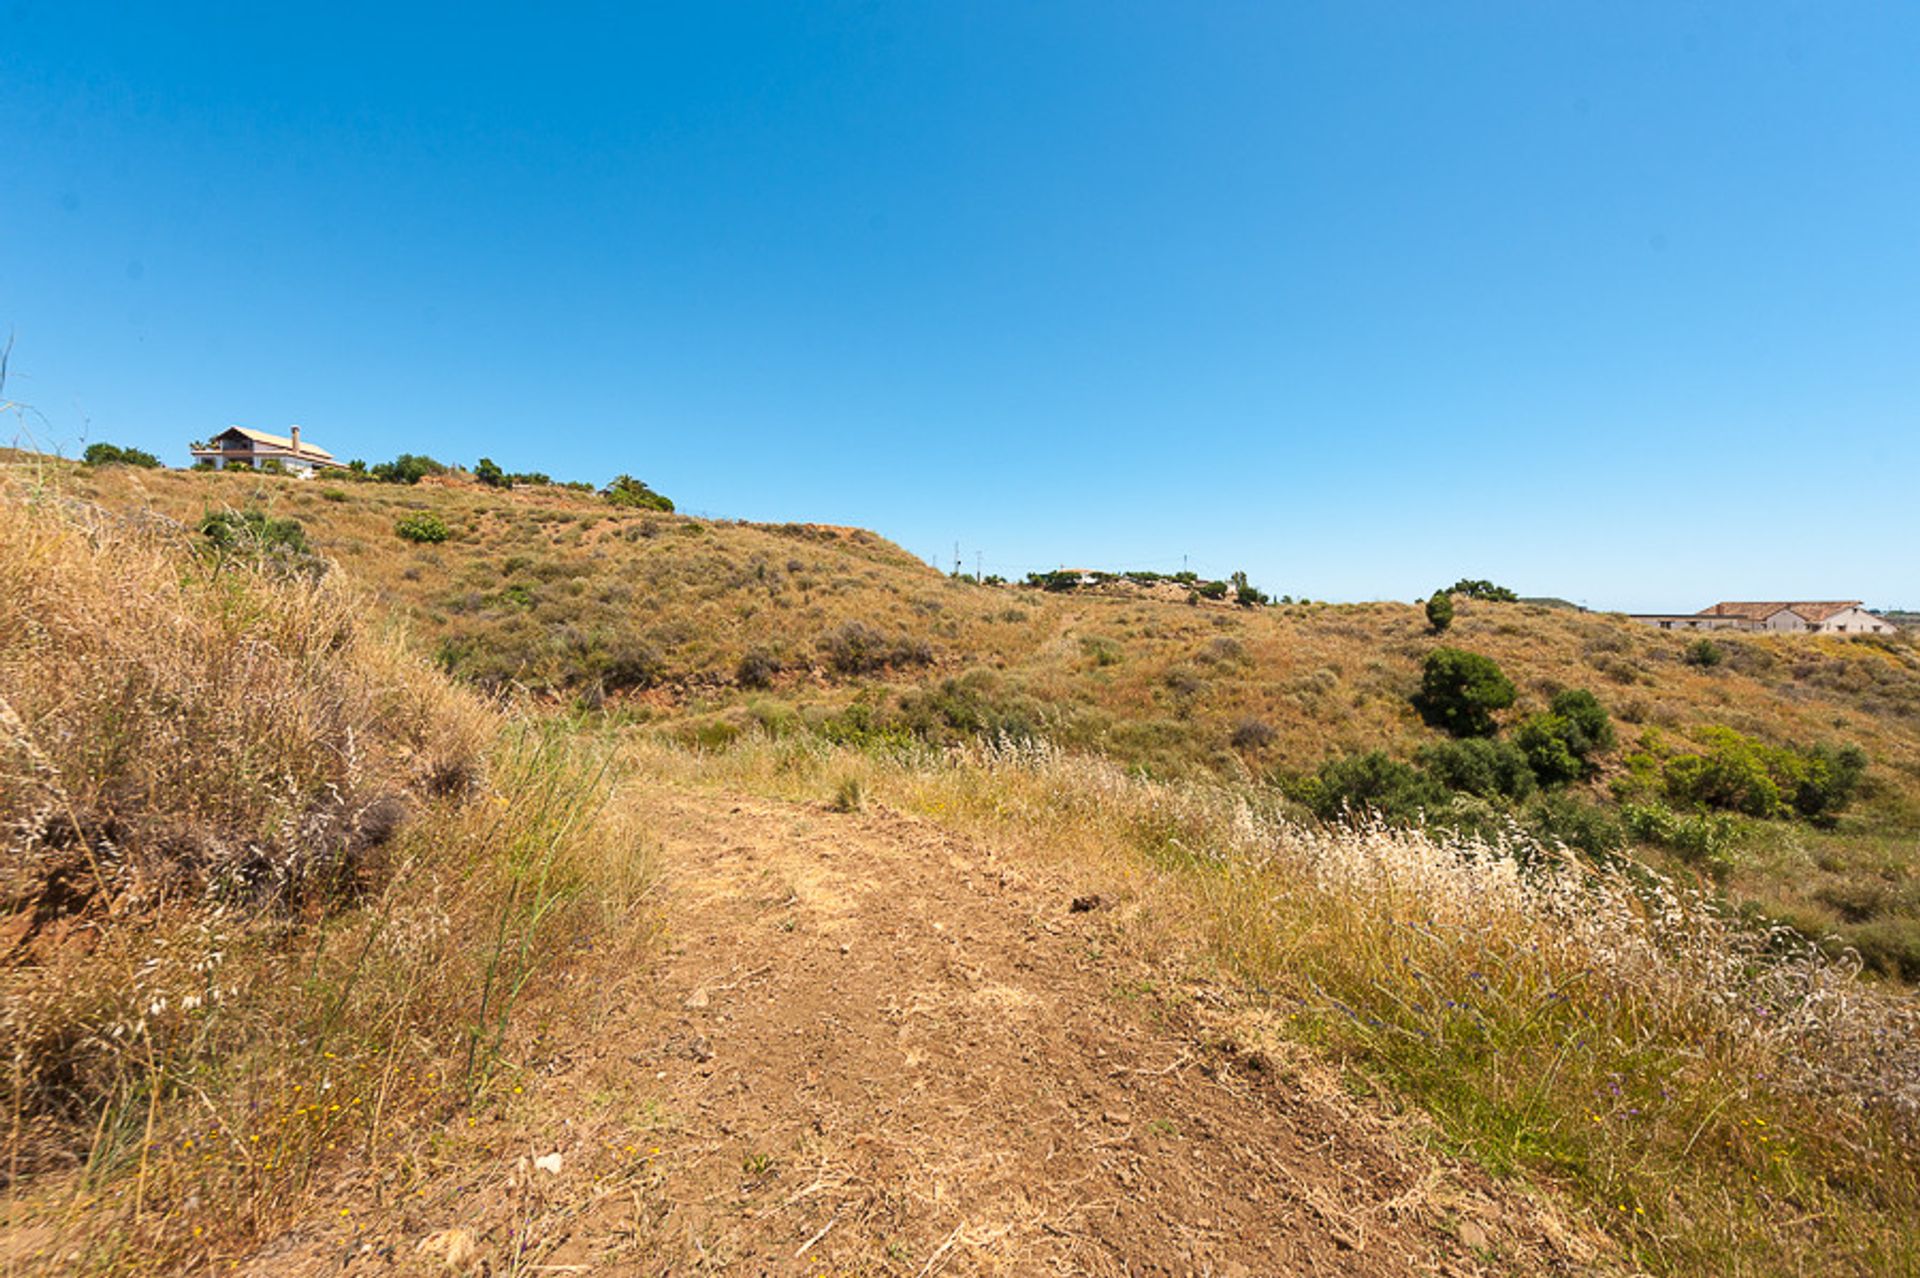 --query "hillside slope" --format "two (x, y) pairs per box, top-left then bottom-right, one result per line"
(6, 464), (1919, 1275)
(55, 459), (1920, 975)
